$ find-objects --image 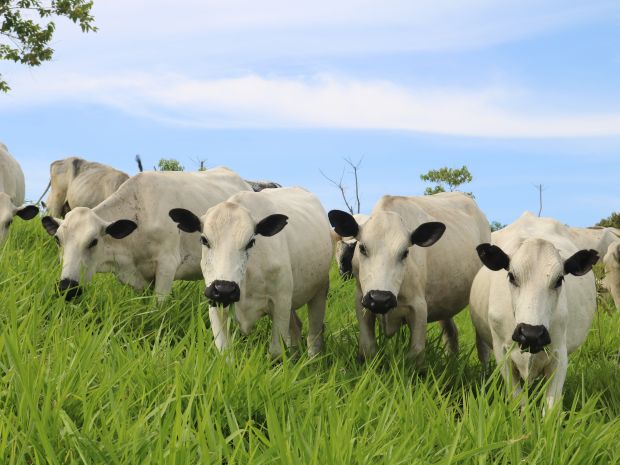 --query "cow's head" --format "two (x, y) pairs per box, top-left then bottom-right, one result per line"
(170, 204), (288, 307)
(46, 158), (84, 218)
(477, 239), (598, 353)
(335, 240), (357, 279)
(328, 209), (445, 314)
(0, 193), (39, 245)
(41, 207), (137, 300)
